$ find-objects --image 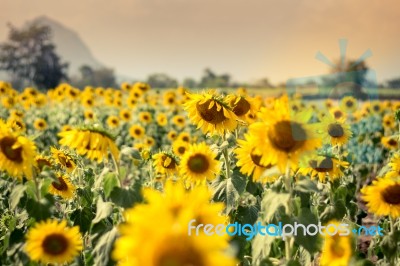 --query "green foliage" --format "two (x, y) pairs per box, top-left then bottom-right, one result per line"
(0, 23), (68, 89)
